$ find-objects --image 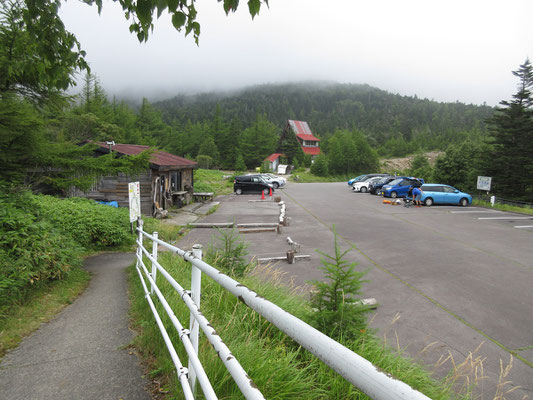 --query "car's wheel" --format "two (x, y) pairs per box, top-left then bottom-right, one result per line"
(424, 197), (433, 206)
(273, 182), (279, 189)
(390, 191), (397, 198)
(360, 186), (367, 193)
(460, 198), (468, 207)
(235, 188), (242, 195)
